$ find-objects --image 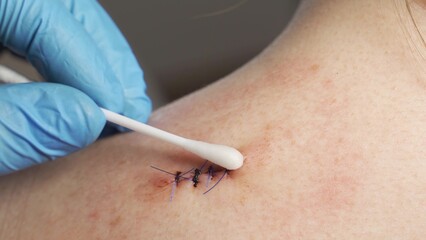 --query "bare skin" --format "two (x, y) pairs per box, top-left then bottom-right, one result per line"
(2, 0), (426, 239)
